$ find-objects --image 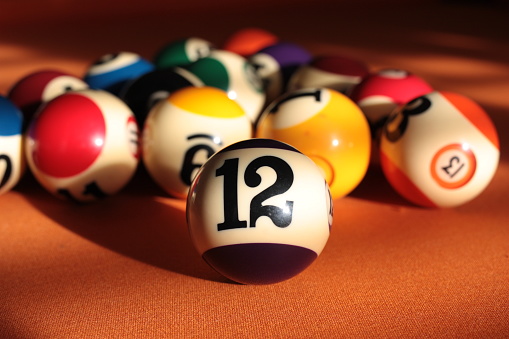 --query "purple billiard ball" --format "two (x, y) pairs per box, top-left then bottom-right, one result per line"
(249, 42), (312, 104)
